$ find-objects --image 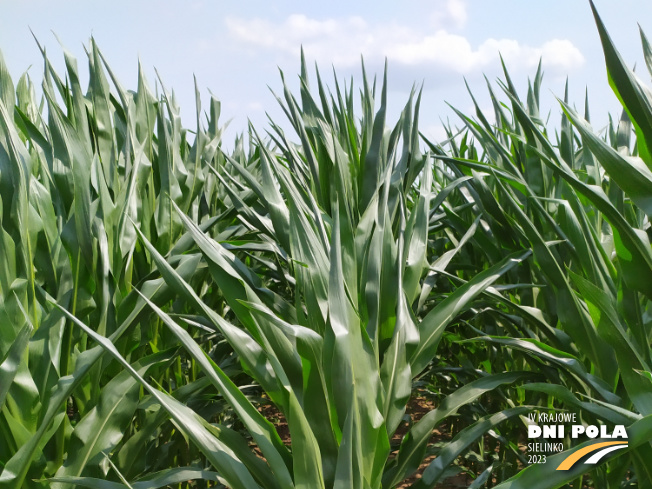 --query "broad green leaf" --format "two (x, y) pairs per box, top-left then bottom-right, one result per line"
(561, 101), (652, 218)
(56, 305), (264, 489)
(49, 467), (223, 489)
(384, 372), (532, 488)
(137, 291), (293, 489)
(410, 250), (531, 376)
(411, 407), (530, 489)
(52, 351), (176, 488)
(0, 323), (32, 408)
